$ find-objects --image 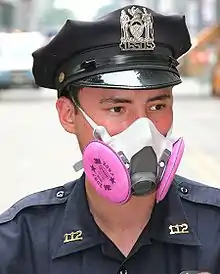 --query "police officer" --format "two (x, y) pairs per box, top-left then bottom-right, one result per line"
(0, 5), (219, 274)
